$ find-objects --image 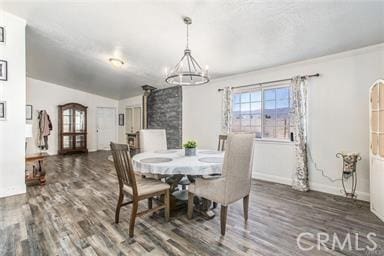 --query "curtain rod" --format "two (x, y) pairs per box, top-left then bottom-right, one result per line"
(217, 73), (320, 92)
